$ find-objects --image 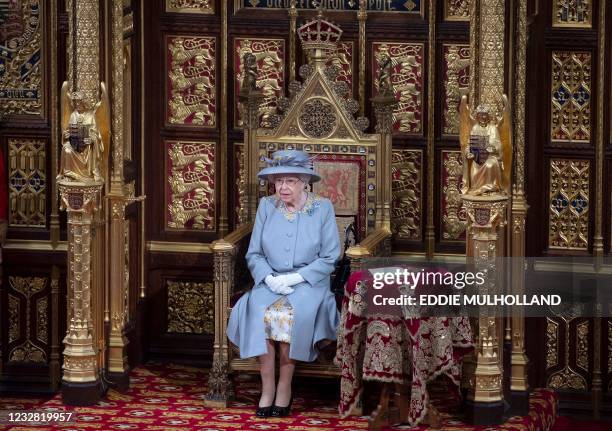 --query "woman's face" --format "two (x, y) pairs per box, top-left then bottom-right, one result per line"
(272, 175), (304, 205)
